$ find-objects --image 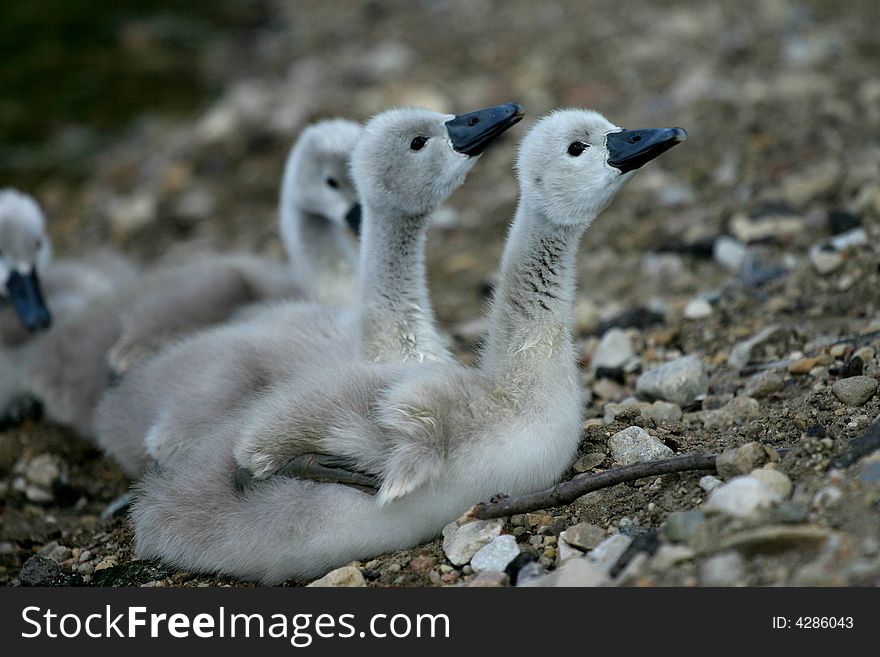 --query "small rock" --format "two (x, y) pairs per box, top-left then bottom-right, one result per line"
(636, 356), (708, 406)
(684, 297), (712, 319)
(699, 396), (761, 430)
(604, 400), (683, 424)
(809, 245), (844, 275)
(831, 376), (878, 406)
(560, 523), (606, 551)
(716, 525), (830, 553)
(664, 511), (709, 548)
(744, 371), (785, 398)
(727, 325), (783, 370)
(789, 356), (826, 374)
(854, 346), (875, 363)
(592, 377), (626, 401)
(470, 535), (520, 573)
(608, 426), (673, 465)
(572, 452), (606, 473)
(699, 475), (723, 493)
(25, 485), (54, 504)
(466, 571), (509, 587)
(650, 545), (695, 571)
(39, 542), (72, 564)
(441, 519), (503, 566)
(520, 557), (609, 587)
(588, 534), (633, 573)
(749, 468), (792, 498)
(591, 328), (635, 371)
(307, 565), (366, 587)
(704, 475), (783, 518)
(828, 210), (860, 236)
(700, 551), (746, 586)
(408, 555), (435, 572)
(93, 557), (119, 572)
(18, 556), (66, 587)
(556, 539), (584, 565)
(858, 451), (880, 485)
(23, 453), (61, 488)
(716, 442), (765, 479)
(730, 212), (803, 243)
(713, 236), (748, 272)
